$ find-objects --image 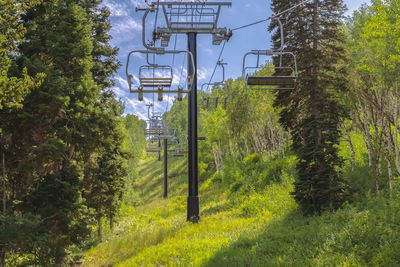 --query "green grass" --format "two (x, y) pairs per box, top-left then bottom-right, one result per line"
(81, 149), (400, 266)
